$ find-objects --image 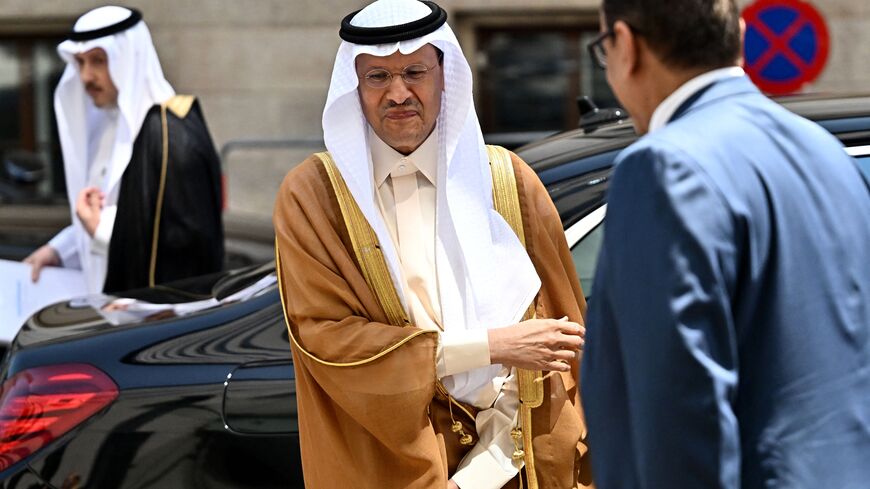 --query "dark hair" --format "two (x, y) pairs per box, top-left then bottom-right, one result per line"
(602, 0), (741, 70)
